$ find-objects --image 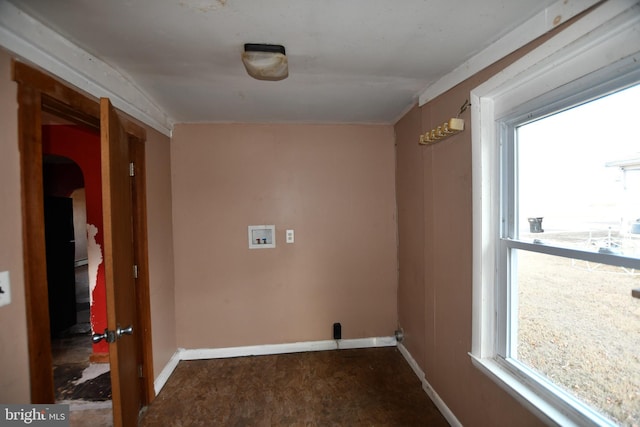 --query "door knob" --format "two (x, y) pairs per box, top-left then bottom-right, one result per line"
(117, 325), (133, 338)
(92, 328), (116, 344)
(92, 330), (107, 344)
(92, 326), (132, 343)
